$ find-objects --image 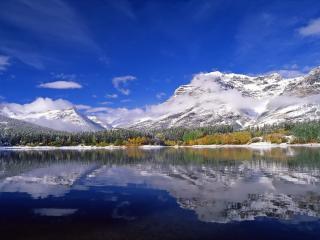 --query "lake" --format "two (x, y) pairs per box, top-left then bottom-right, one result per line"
(1, 147), (320, 240)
